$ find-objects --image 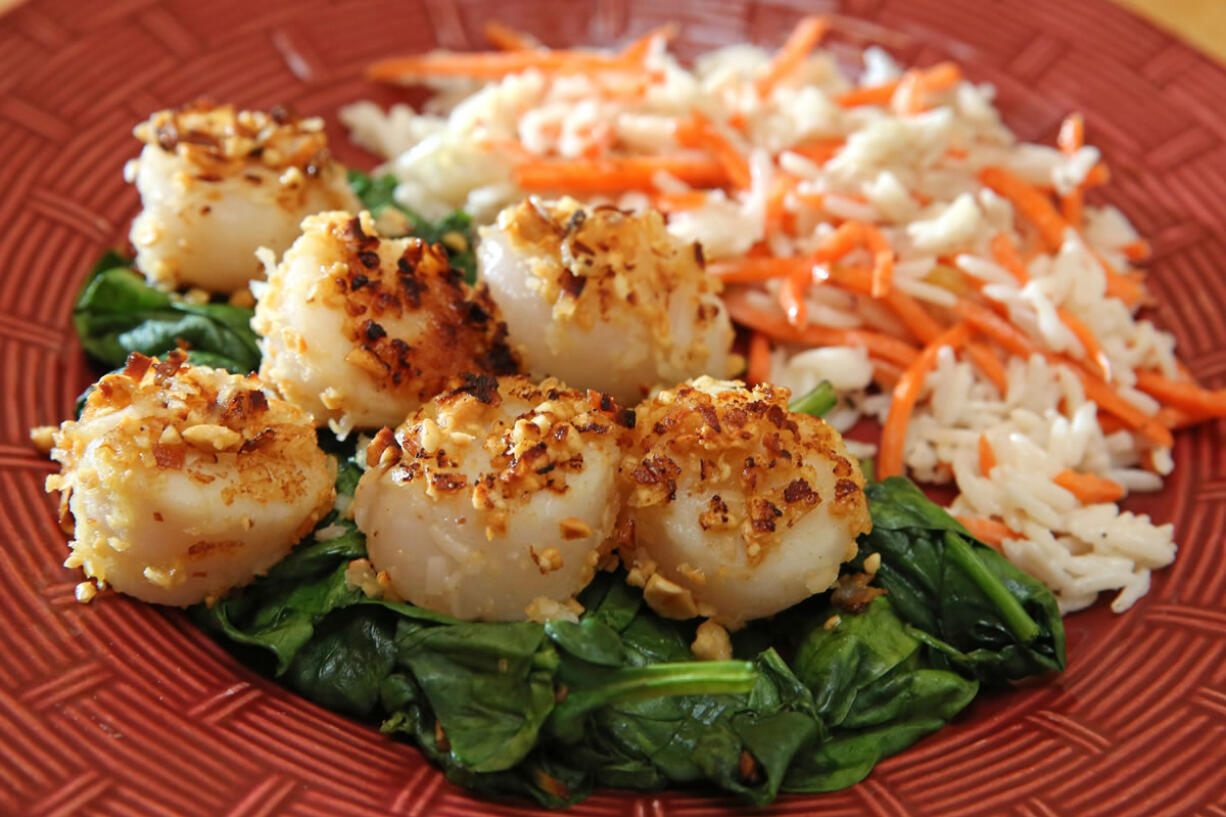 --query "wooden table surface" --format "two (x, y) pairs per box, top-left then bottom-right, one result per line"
(0, 0), (1223, 62)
